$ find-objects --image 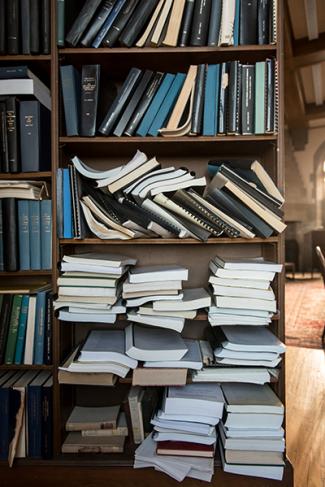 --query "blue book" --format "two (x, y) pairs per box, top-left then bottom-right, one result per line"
(56, 168), (63, 238)
(29, 201), (41, 270)
(233, 0), (240, 46)
(14, 295), (30, 365)
(0, 372), (21, 460)
(203, 64), (220, 136)
(18, 200), (30, 270)
(0, 200), (3, 271)
(40, 200), (52, 270)
(27, 371), (51, 458)
(60, 65), (80, 136)
(63, 168), (73, 238)
(136, 74), (175, 137)
(148, 73), (186, 137)
(92, 0), (127, 48)
(33, 291), (47, 365)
